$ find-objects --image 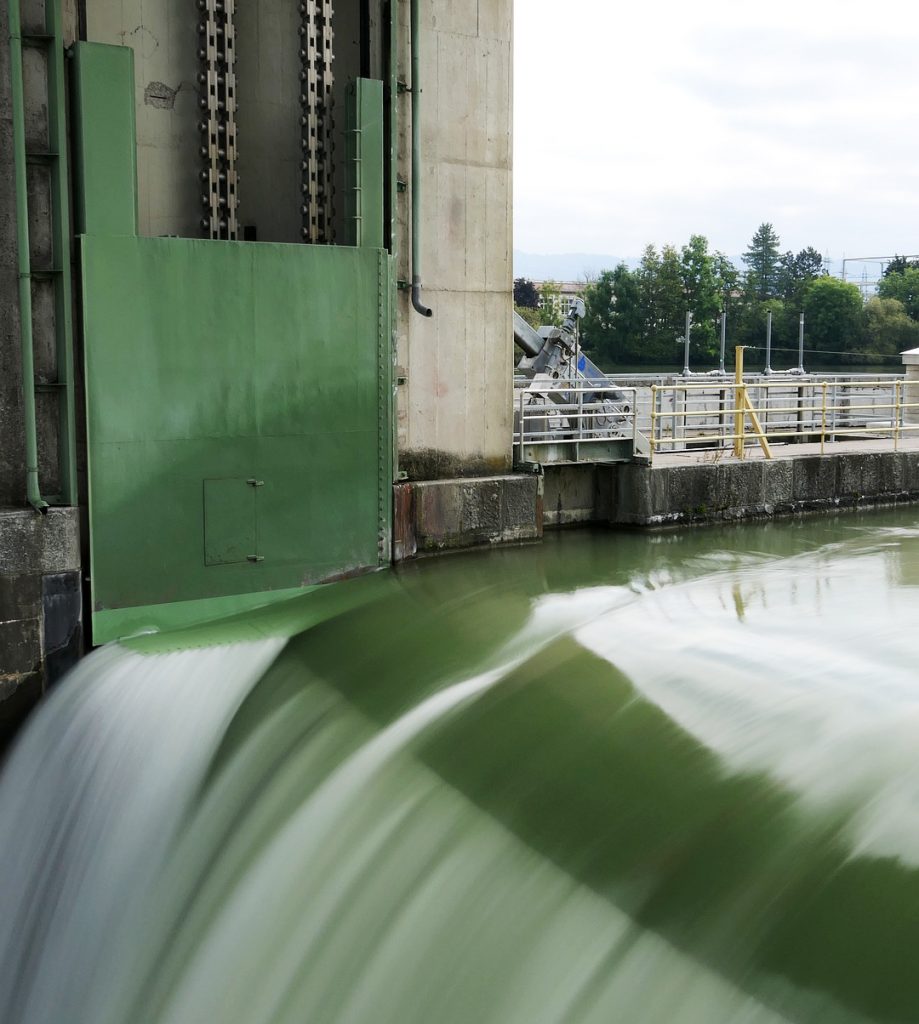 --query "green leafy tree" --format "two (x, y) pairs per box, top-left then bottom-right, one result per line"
(778, 247), (824, 308)
(635, 244), (662, 349)
(537, 279), (565, 327)
(802, 277), (864, 360)
(582, 264), (643, 365)
(734, 298), (787, 357)
(877, 266), (919, 321)
(657, 244), (686, 356)
(582, 270), (617, 347)
(514, 304), (544, 330)
(712, 251), (739, 307)
(743, 223), (782, 301)
(680, 235), (721, 358)
(882, 256), (919, 279)
(862, 297), (919, 357)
